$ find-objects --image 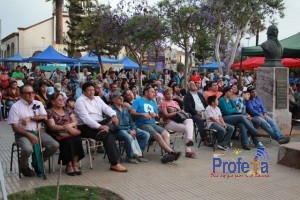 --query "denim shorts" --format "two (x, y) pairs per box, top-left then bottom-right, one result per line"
(137, 124), (165, 137)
